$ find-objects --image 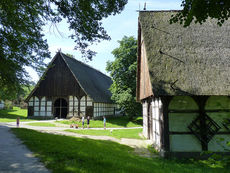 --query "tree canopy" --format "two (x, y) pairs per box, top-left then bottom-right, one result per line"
(106, 36), (141, 118)
(170, 0), (230, 27)
(0, 0), (127, 100)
